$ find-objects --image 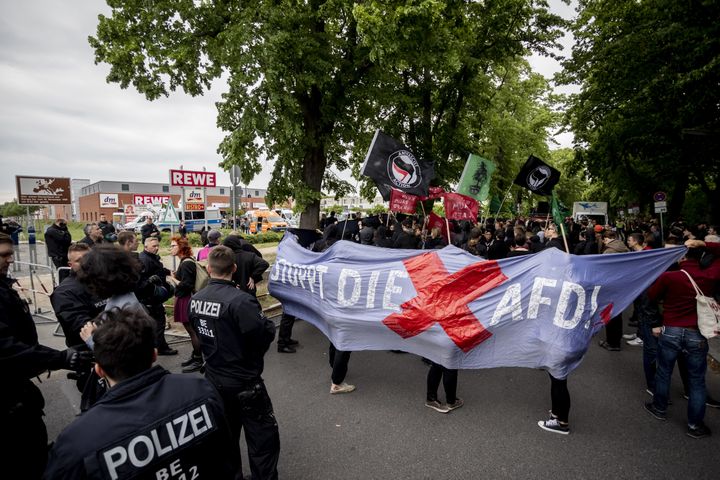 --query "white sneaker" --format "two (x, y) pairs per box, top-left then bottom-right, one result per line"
(622, 333), (637, 340)
(330, 382), (356, 394)
(626, 337), (643, 346)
